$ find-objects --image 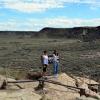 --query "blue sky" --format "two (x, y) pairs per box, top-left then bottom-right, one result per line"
(0, 0), (100, 31)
